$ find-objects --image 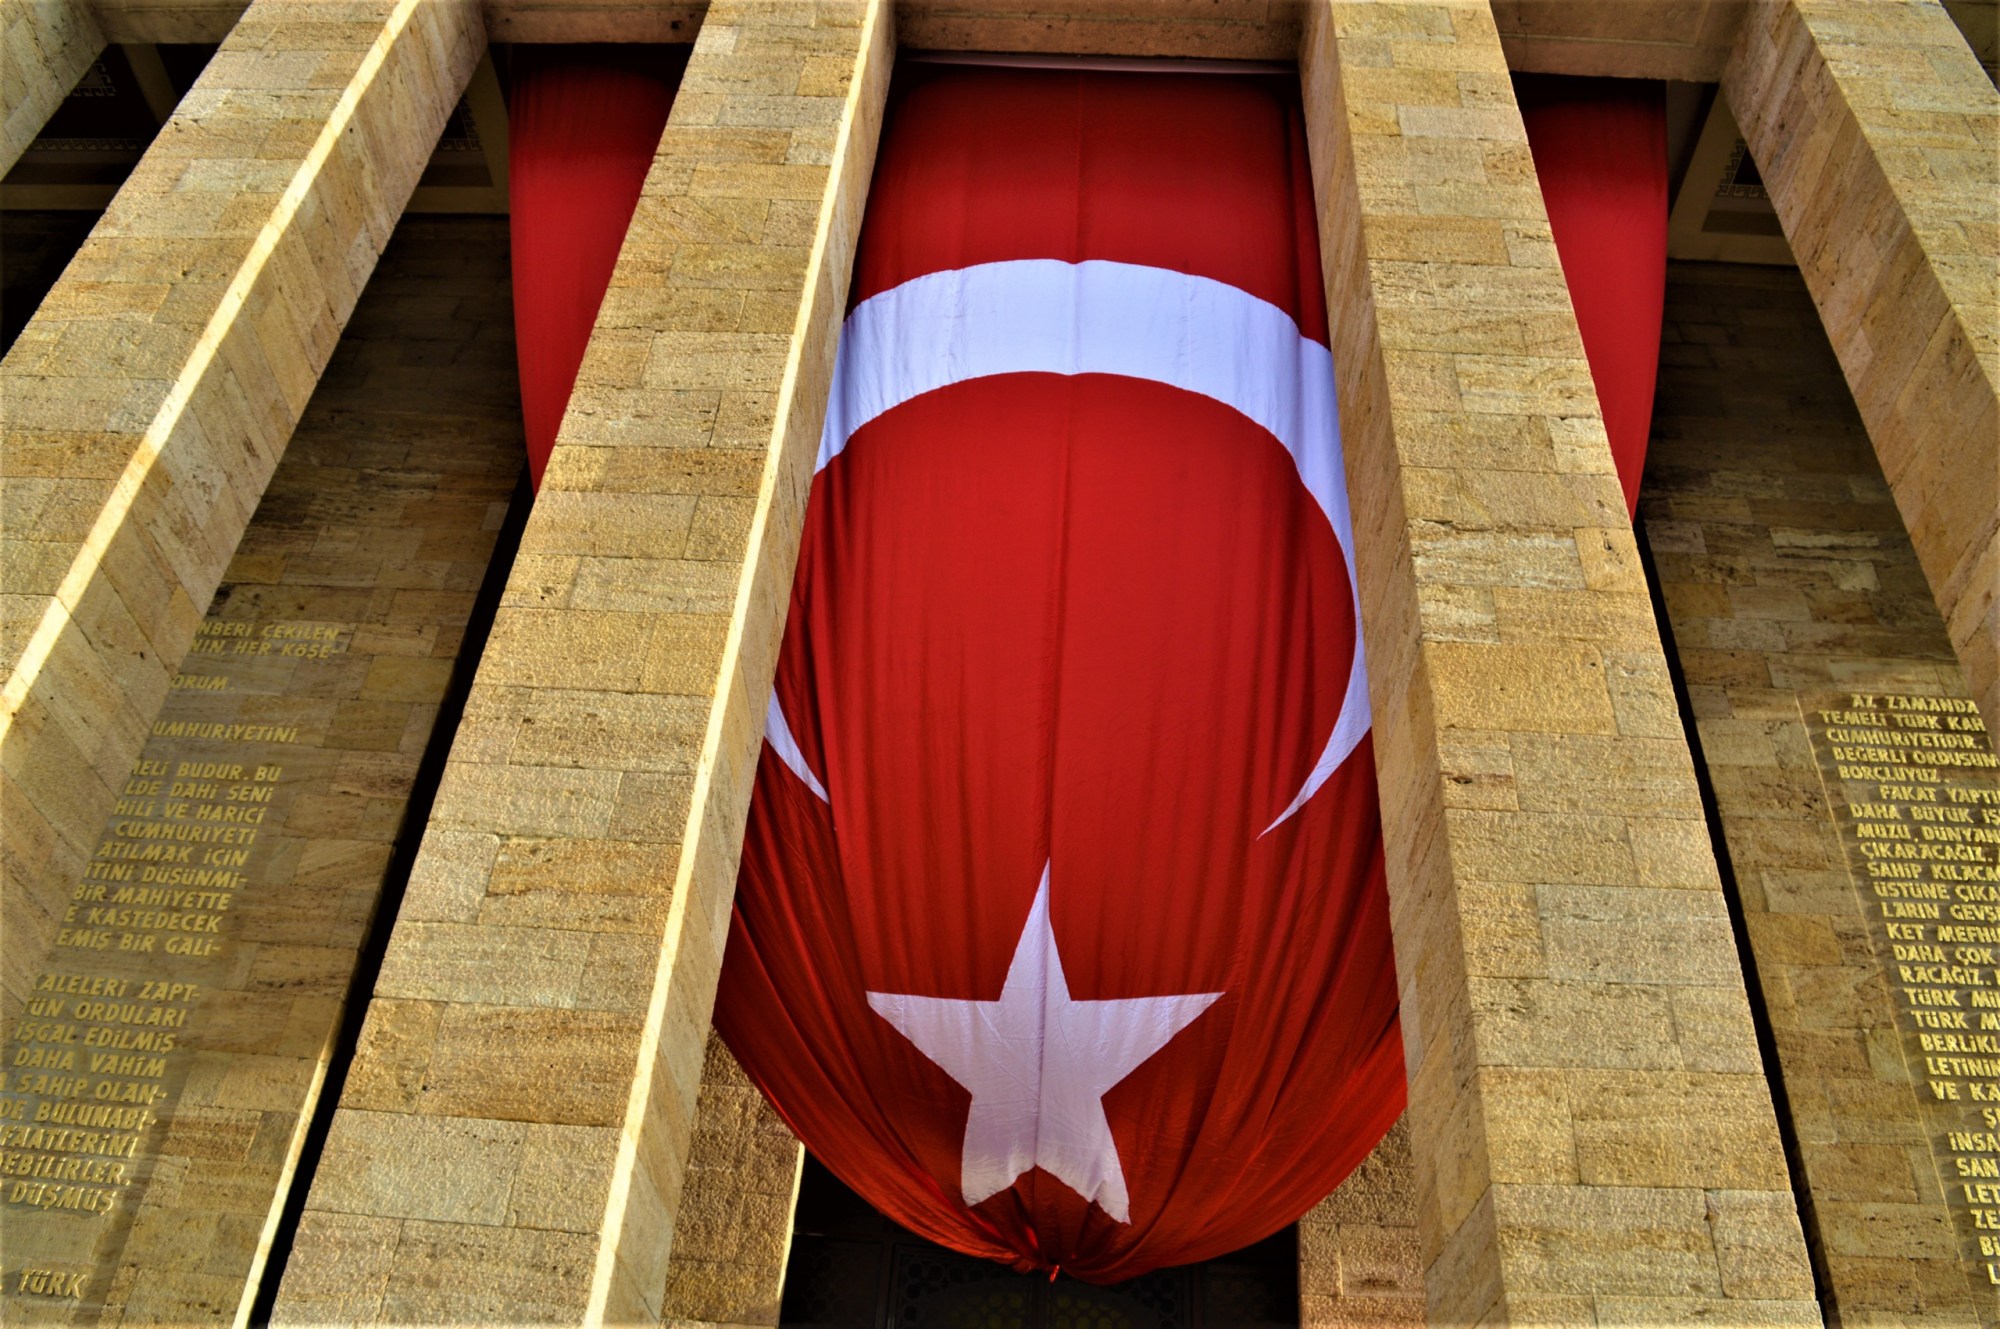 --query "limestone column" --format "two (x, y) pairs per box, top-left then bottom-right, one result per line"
(1727, 0), (2000, 740)
(0, 0), (104, 176)
(0, 0), (483, 1014)
(1298, 1), (1822, 1322)
(270, 3), (892, 1322)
